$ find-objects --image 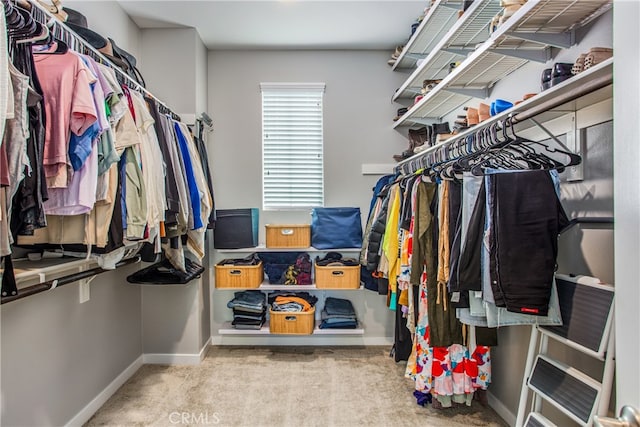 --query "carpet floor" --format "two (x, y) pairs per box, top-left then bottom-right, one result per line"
(86, 346), (508, 427)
